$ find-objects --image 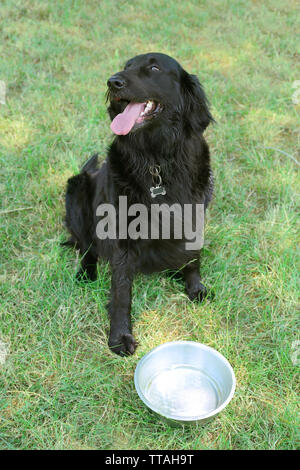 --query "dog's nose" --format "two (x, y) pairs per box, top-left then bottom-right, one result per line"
(107, 74), (126, 90)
